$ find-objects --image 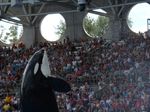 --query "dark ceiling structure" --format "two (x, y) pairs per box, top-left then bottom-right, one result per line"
(0, 0), (150, 26)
